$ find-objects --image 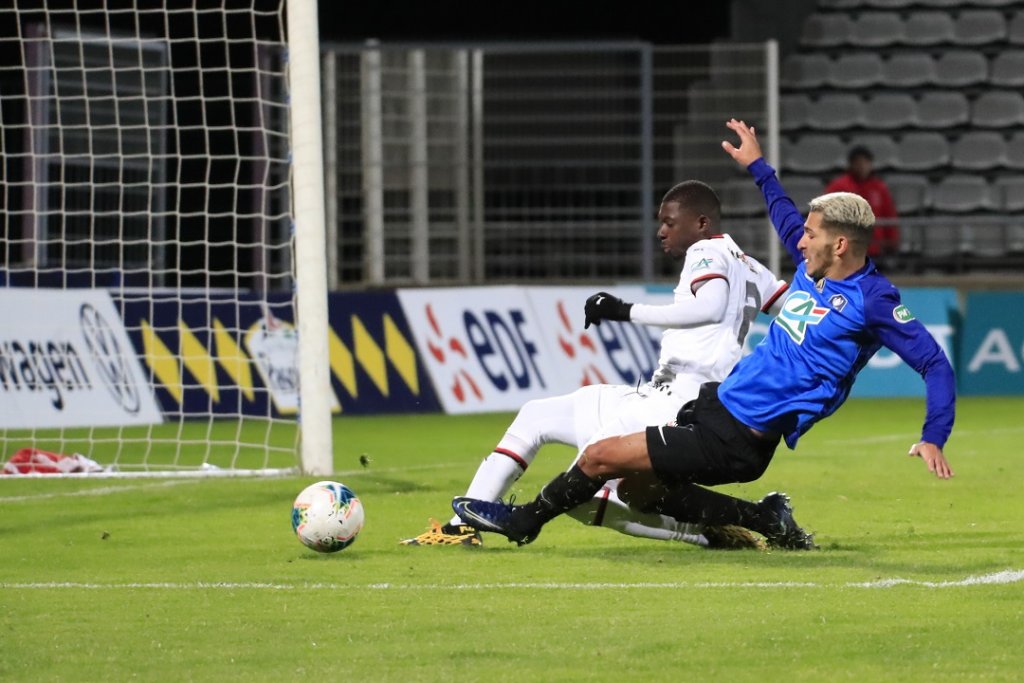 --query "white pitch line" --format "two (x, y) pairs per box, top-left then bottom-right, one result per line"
(3, 570), (1023, 591)
(0, 479), (201, 503)
(822, 425), (1024, 447)
(0, 462), (462, 504)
